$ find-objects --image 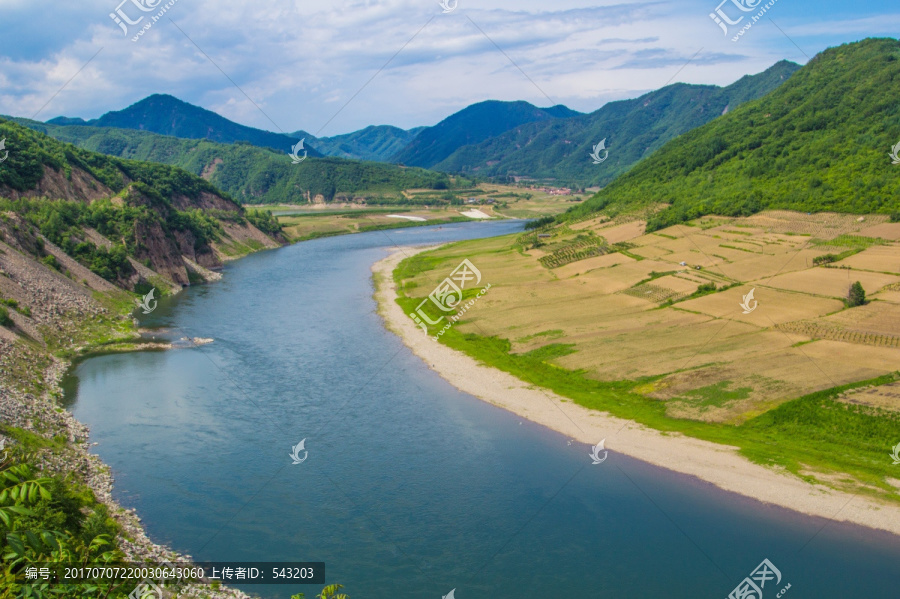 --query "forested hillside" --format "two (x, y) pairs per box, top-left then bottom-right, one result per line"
(299, 125), (426, 162)
(435, 61), (800, 187)
(0, 118), (281, 290)
(564, 38), (900, 228)
(391, 100), (580, 168)
(16, 119), (453, 205)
